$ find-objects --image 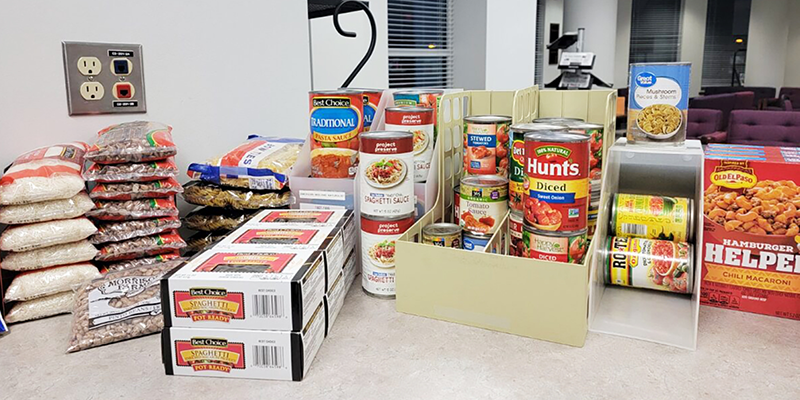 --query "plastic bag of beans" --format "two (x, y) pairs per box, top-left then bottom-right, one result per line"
(94, 230), (186, 262)
(88, 177), (183, 200)
(90, 216), (181, 244)
(85, 121), (177, 163)
(86, 198), (179, 221)
(83, 158), (179, 183)
(99, 251), (183, 272)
